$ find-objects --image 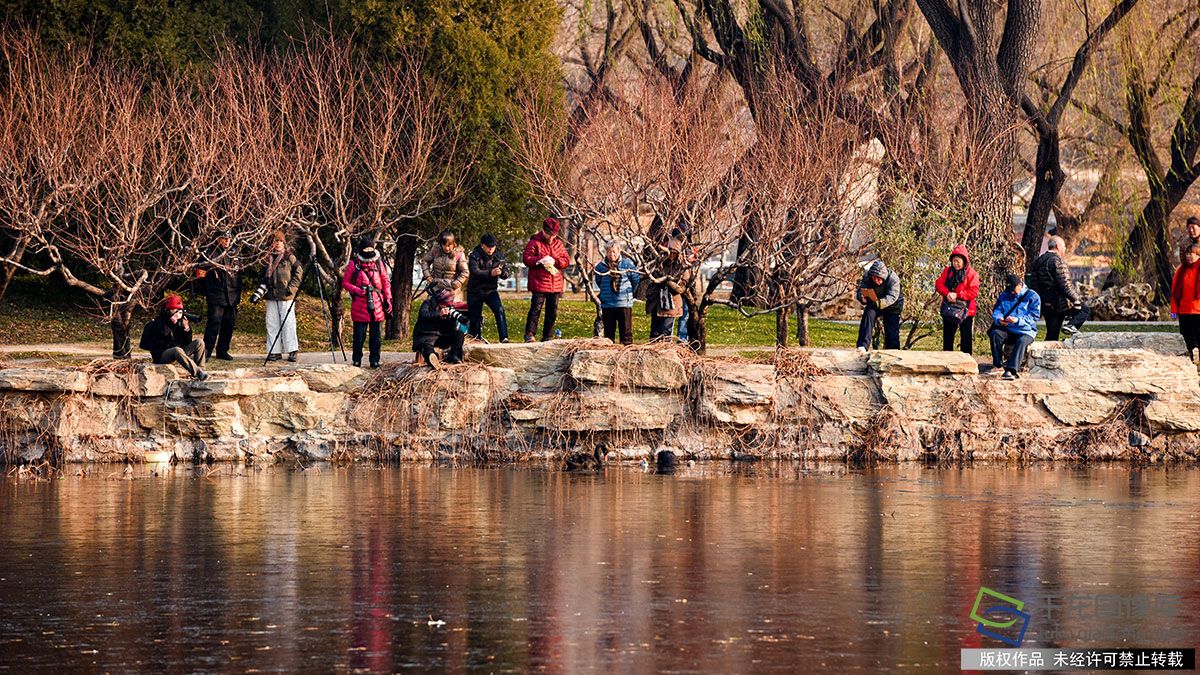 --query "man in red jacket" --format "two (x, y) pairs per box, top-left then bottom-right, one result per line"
(522, 217), (571, 342)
